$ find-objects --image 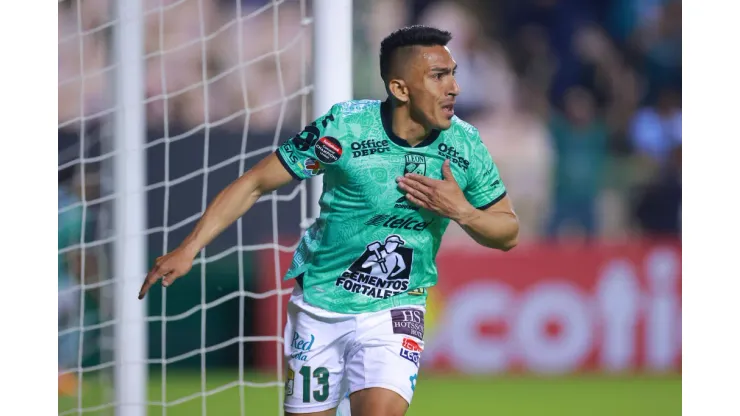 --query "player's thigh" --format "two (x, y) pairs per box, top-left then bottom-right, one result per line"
(345, 339), (421, 414)
(346, 307), (425, 411)
(283, 300), (353, 414)
(350, 386), (409, 416)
